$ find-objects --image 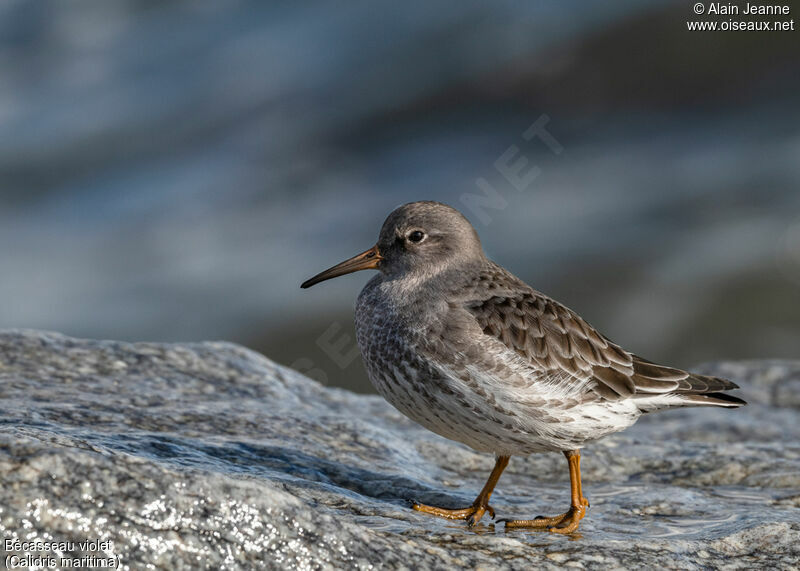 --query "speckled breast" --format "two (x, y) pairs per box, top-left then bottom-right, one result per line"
(354, 277), (537, 454)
